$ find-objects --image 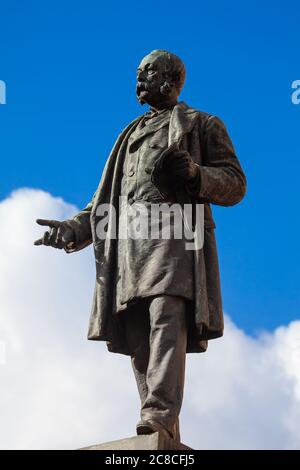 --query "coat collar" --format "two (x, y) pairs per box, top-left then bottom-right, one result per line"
(129, 109), (171, 147)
